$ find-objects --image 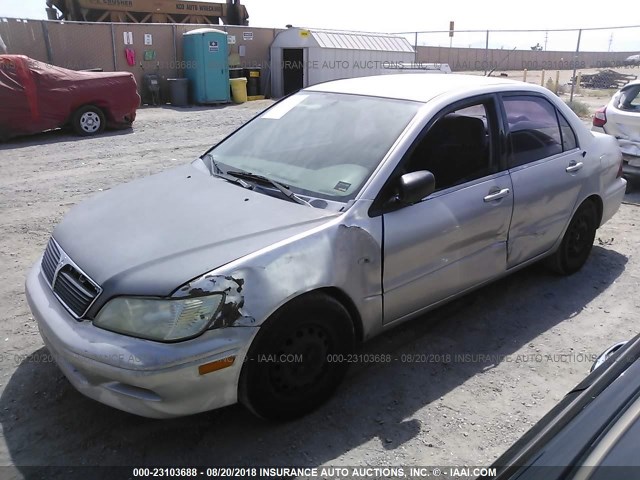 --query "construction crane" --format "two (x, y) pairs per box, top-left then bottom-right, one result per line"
(46, 0), (249, 25)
